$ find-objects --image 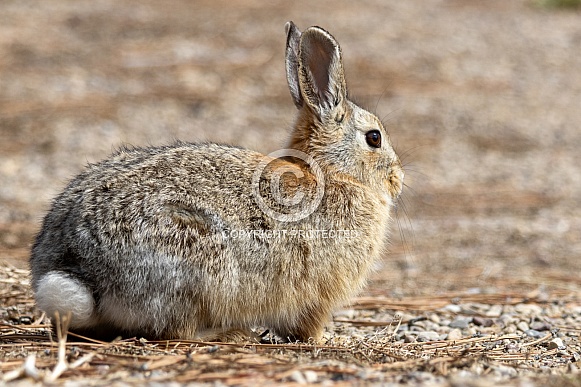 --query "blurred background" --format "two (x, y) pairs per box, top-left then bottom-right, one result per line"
(1, 0), (580, 296)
